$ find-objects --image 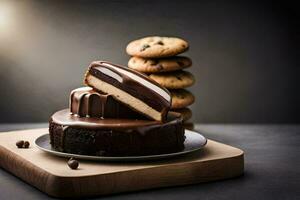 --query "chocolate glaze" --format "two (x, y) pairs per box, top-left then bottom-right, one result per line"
(85, 61), (171, 120)
(70, 87), (144, 119)
(51, 109), (180, 130)
(49, 109), (185, 156)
